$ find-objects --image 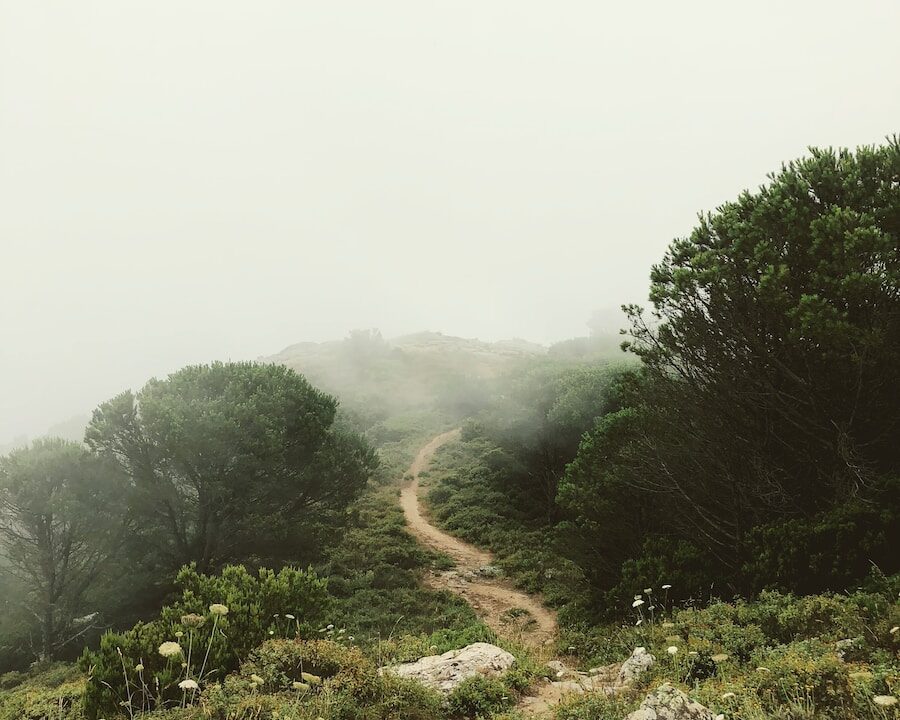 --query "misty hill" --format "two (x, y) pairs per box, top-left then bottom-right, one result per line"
(0, 414), (89, 455)
(262, 330), (549, 426)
